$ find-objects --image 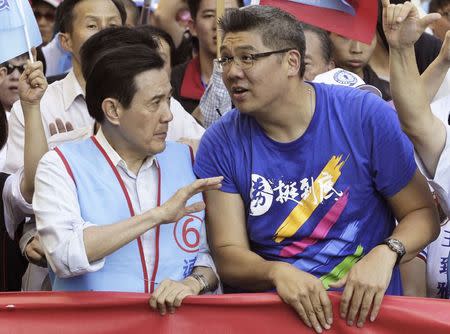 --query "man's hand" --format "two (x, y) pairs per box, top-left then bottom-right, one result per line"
(25, 234), (47, 267)
(19, 61), (47, 107)
(153, 176), (223, 224)
(329, 245), (397, 328)
(271, 262), (333, 333)
(49, 118), (74, 136)
(382, 0), (440, 50)
(149, 277), (201, 315)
